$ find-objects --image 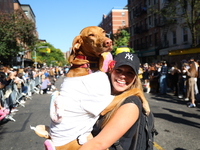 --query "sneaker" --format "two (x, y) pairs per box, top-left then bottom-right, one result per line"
(25, 96), (32, 100)
(188, 103), (196, 108)
(178, 95), (183, 99)
(20, 100), (26, 104)
(34, 89), (39, 94)
(5, 115), (16, 122)
(21, 93), (26, 96)
(28, 92), (32, 96)
(184, 98), (189, 101)
(47, 91), (52, 94)
(40, 90), (43, 95)
(11, 109), (19, 113)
